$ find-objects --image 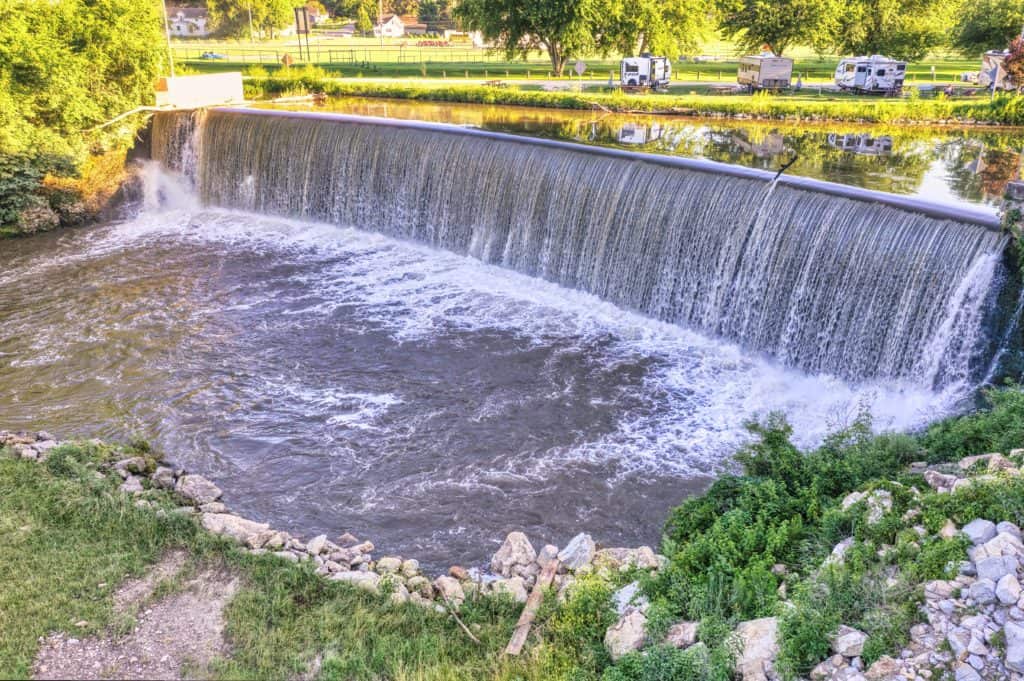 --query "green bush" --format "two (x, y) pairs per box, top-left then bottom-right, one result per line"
(918, 383), (1024, 461)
